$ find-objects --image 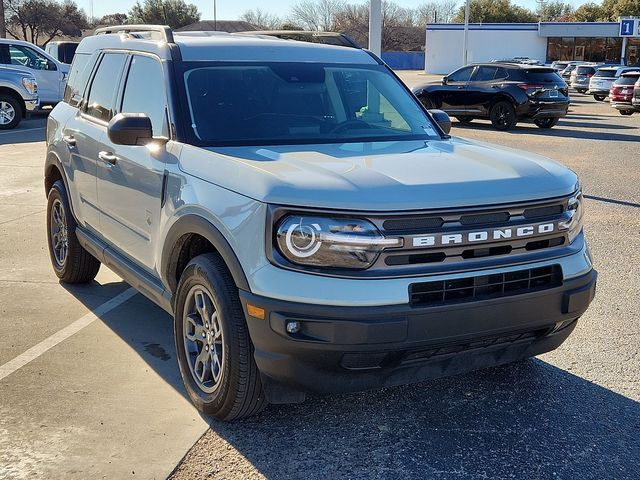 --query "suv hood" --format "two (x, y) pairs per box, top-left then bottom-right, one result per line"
(179, 138), (577, 211)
